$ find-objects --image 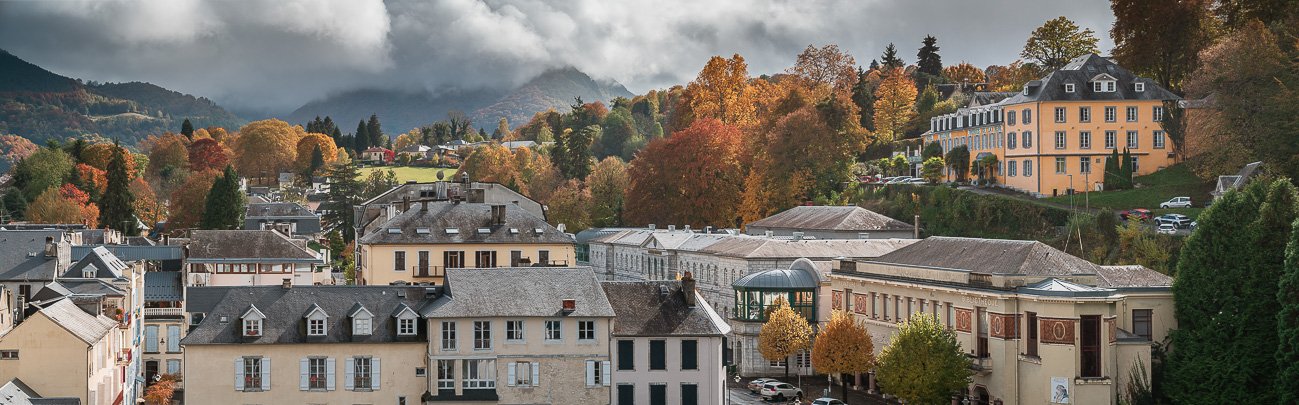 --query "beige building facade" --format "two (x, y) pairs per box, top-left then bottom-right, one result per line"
(0, 299), (123, 405)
